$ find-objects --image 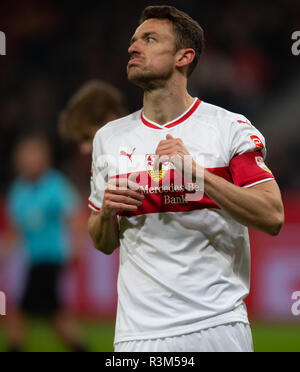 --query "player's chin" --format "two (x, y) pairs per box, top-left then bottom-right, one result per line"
(127, 69), (149, 86)
(127, 65), (142, 76)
